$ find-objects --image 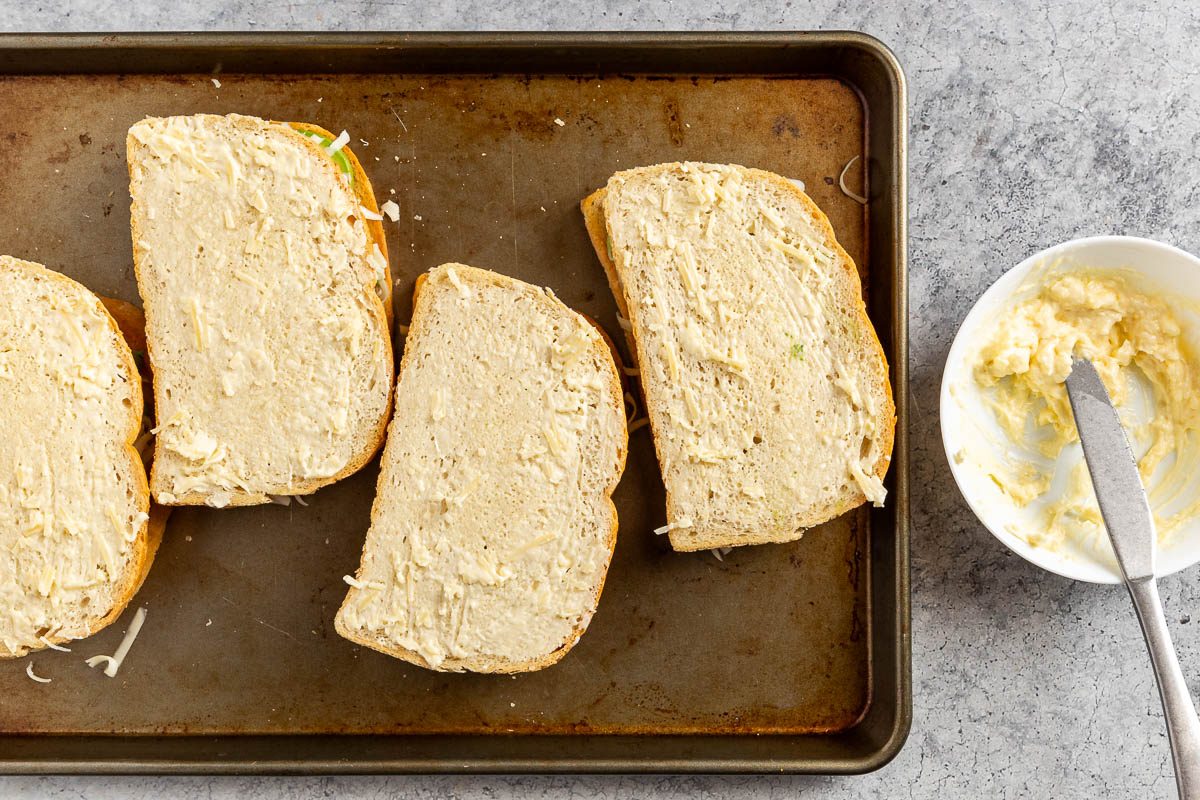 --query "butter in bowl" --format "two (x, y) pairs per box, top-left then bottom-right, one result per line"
(941, 235), (1200, 583)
